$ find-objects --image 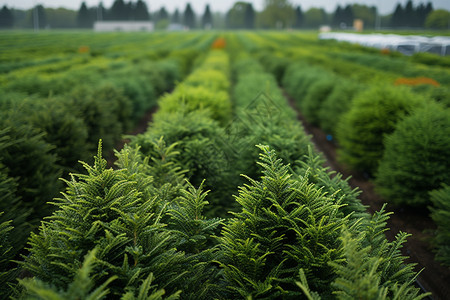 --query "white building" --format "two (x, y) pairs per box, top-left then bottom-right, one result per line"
(94, 21), (154, 32)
